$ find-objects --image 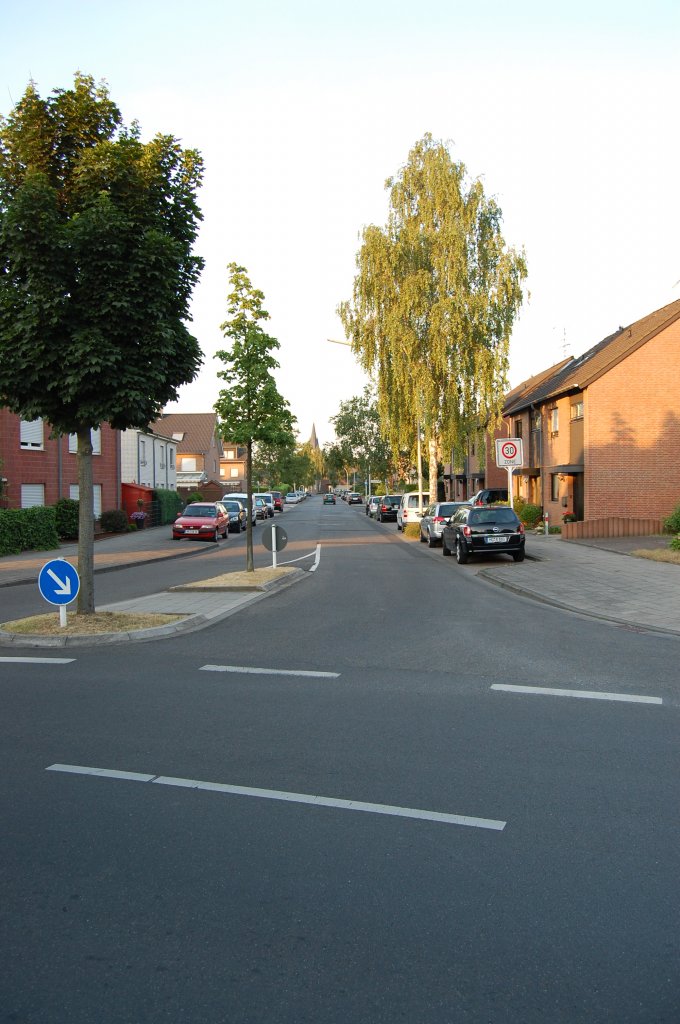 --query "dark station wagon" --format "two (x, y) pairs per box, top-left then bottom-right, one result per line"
(442, 506), (525, 563)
